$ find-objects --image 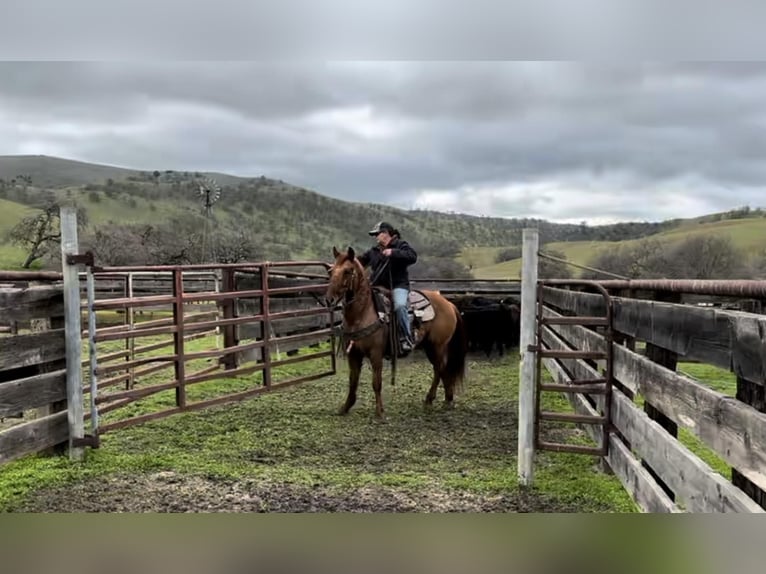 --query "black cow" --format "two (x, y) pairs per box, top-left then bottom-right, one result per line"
(453, 296), (520, 357)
